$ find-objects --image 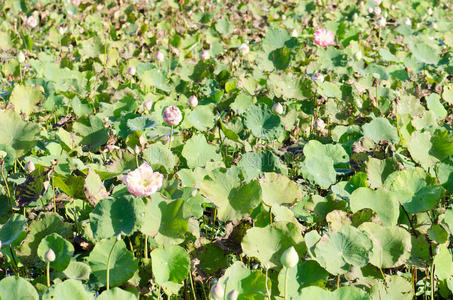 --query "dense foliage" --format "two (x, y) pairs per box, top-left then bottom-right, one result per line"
(0, 0), (453, 299)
